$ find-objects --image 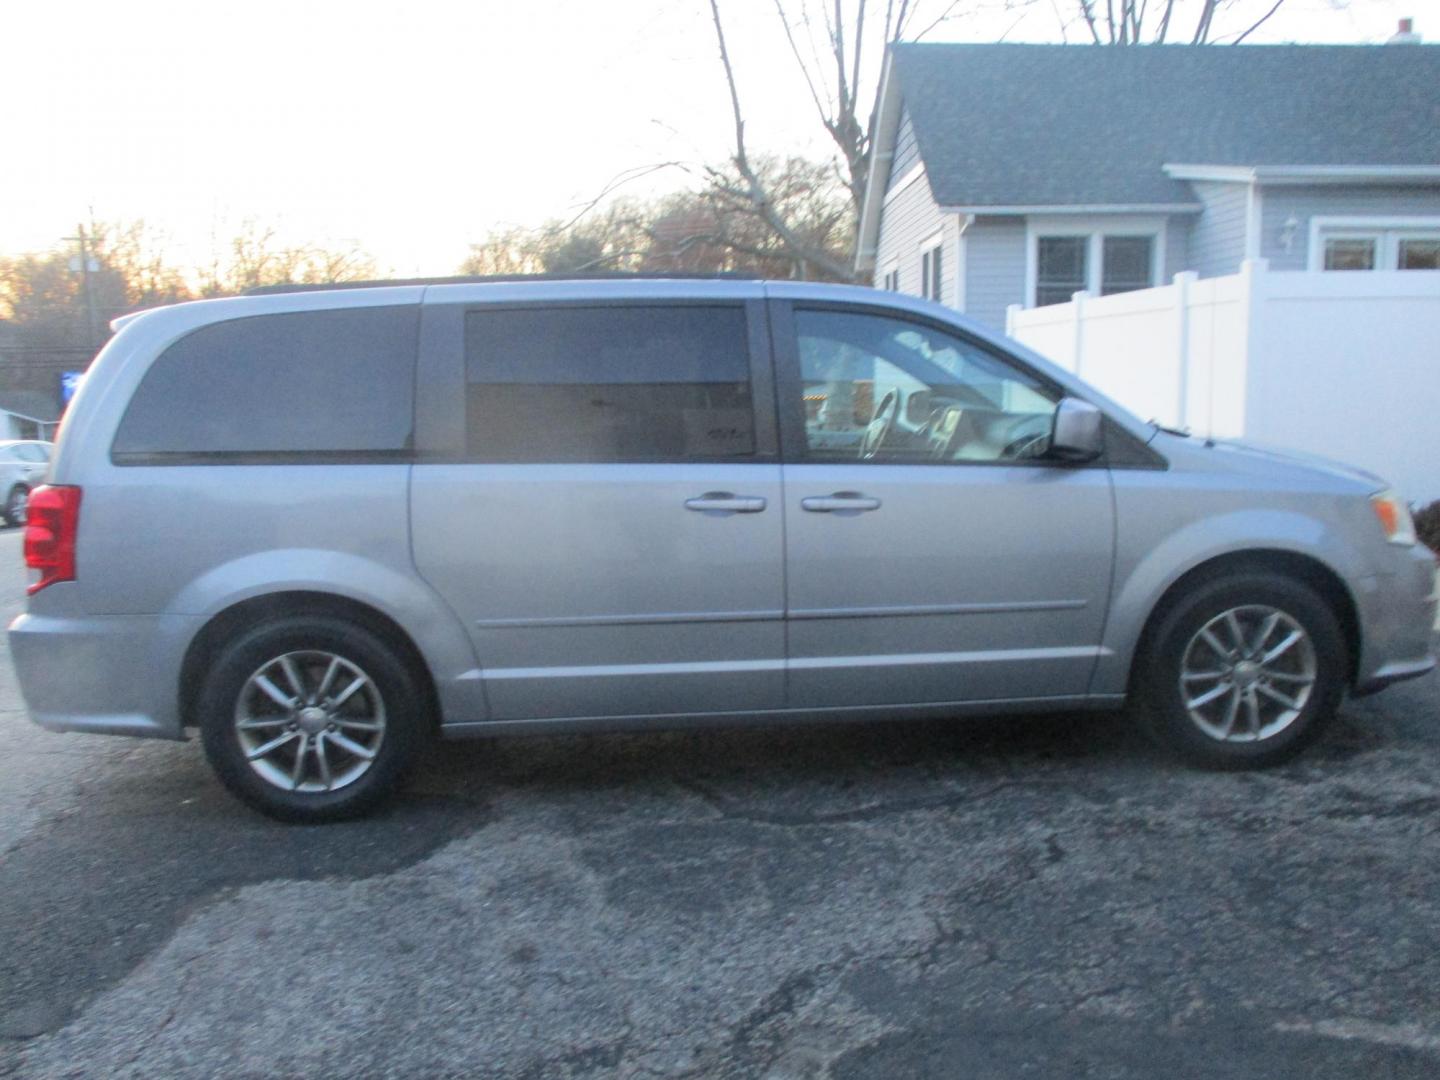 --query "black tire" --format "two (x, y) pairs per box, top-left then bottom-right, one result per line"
(198, 615), (426, 822)
(1138, 572), (1347, 769)
(3, 485), (27, 528)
